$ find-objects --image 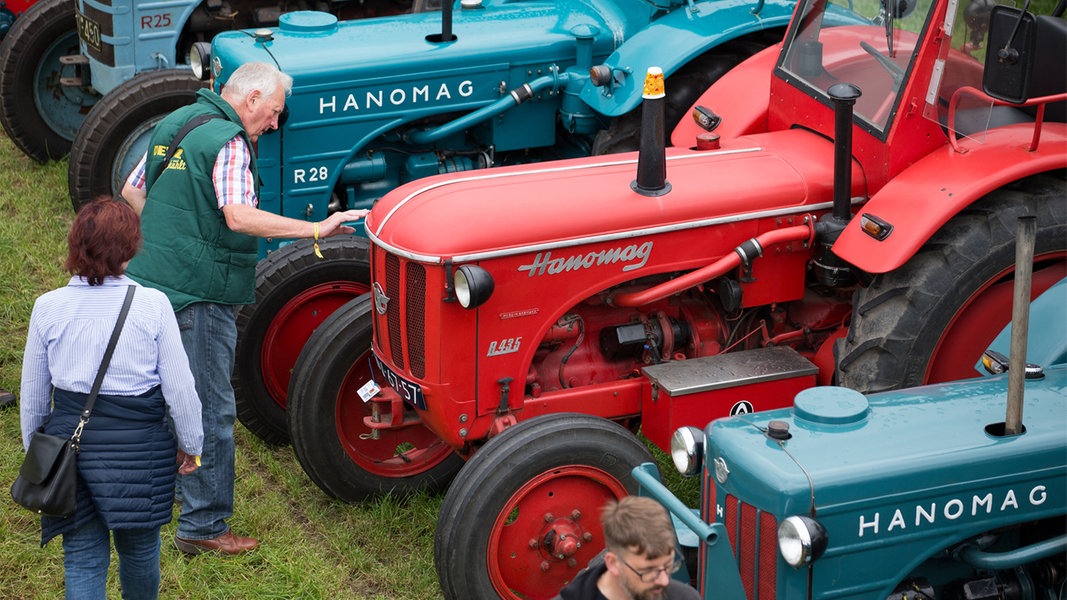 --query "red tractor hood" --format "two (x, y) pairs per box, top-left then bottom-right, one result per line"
(366, 129), (857, 262)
